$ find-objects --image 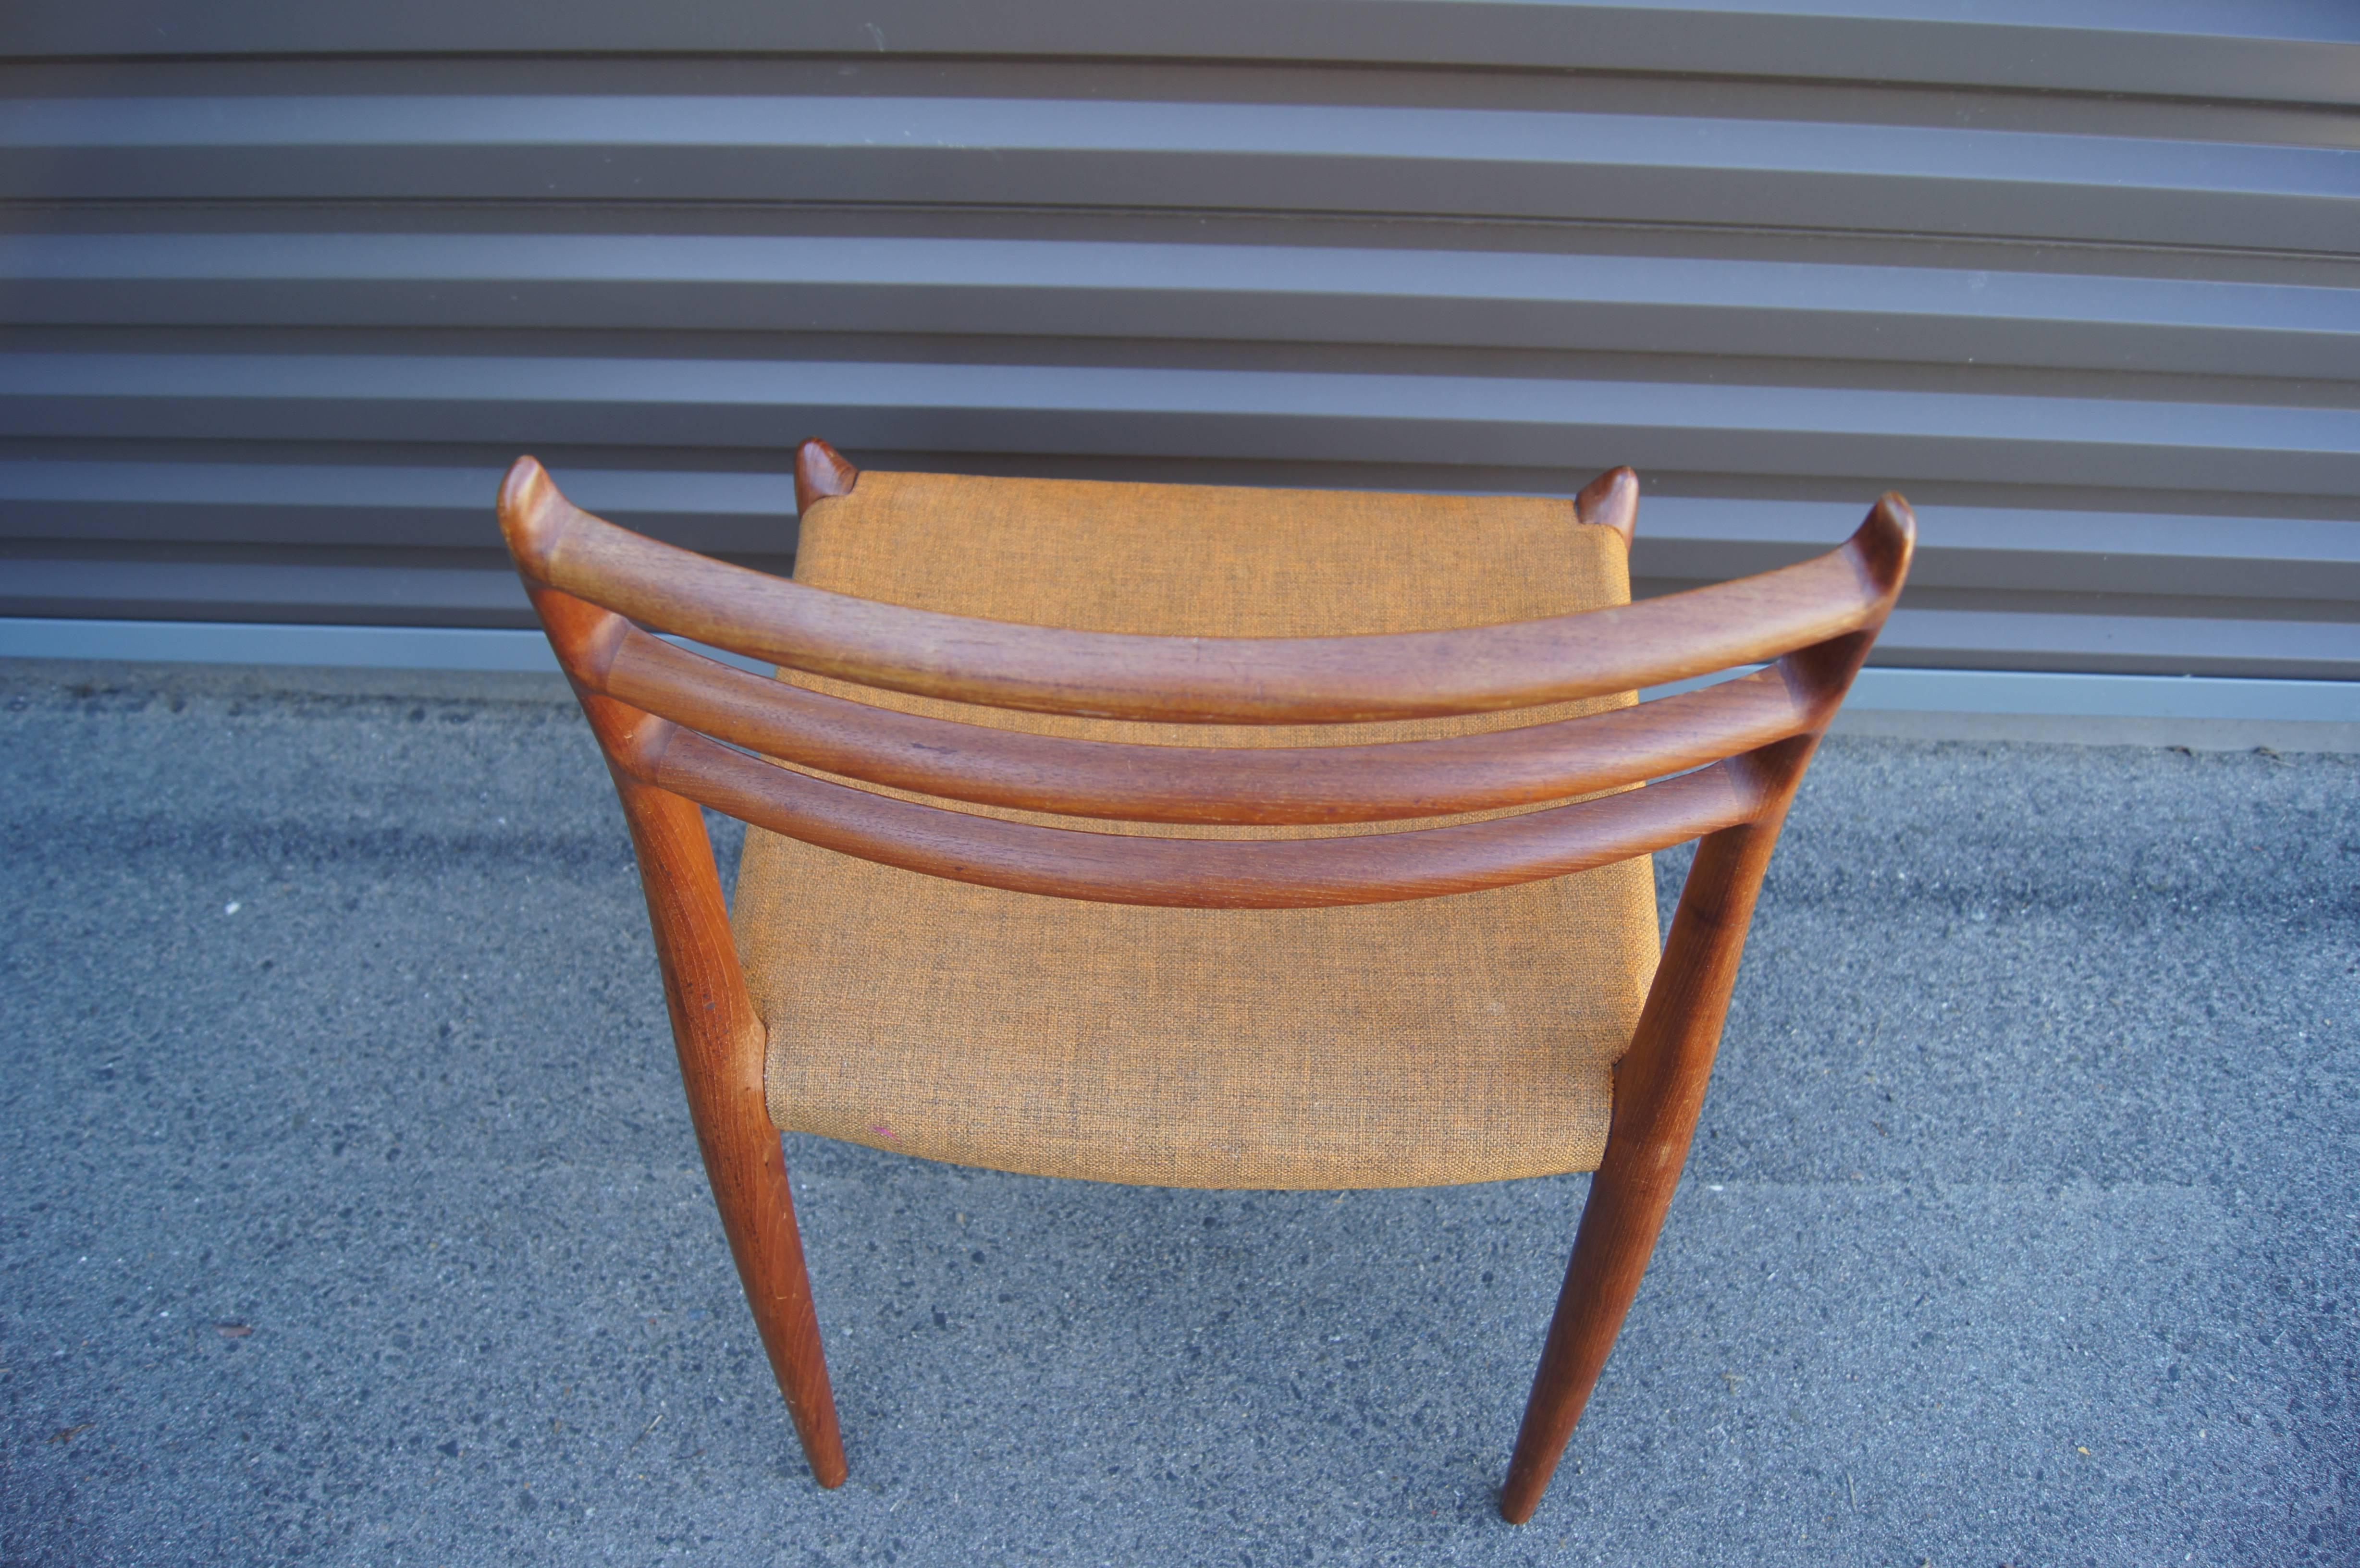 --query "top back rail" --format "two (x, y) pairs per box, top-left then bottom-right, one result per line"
(500, 457), (1911, 728)
(500, 454), (1911, 909)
